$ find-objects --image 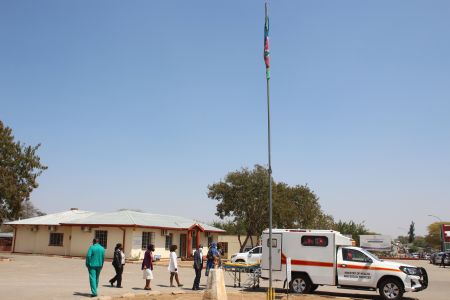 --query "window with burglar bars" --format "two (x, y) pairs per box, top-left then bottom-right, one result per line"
(142, 232), (155, 250)
(49, 233), (64, 246)
(95, 230), (108, 249)
(218, 242), (228, 257)
(165, 233), (173, 250)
